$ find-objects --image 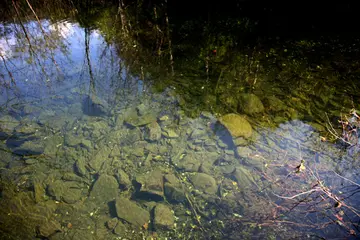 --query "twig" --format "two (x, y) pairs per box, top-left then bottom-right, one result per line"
(325, 112), (353, 145)
(272, 188), (319, 200)
(332, 171), (360, 188)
